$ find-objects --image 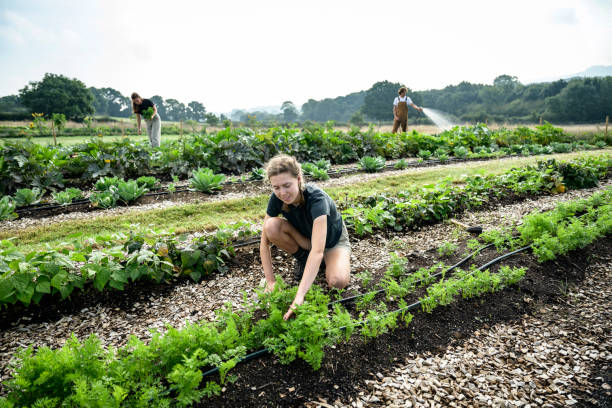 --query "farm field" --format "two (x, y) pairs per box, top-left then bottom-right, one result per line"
(2, 149), (610, 250)
(0, 125), (611, 407)
(0, 121), (608, 146)
(0, 134), (188, 146)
